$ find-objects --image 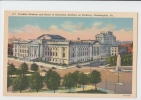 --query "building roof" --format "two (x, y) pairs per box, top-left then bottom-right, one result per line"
(37, 34), (66, 40)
